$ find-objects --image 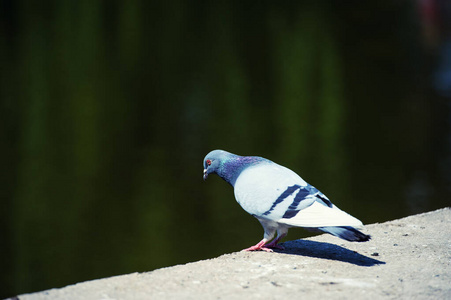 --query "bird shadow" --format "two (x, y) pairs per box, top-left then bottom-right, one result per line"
(276, 239), (385, 267)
